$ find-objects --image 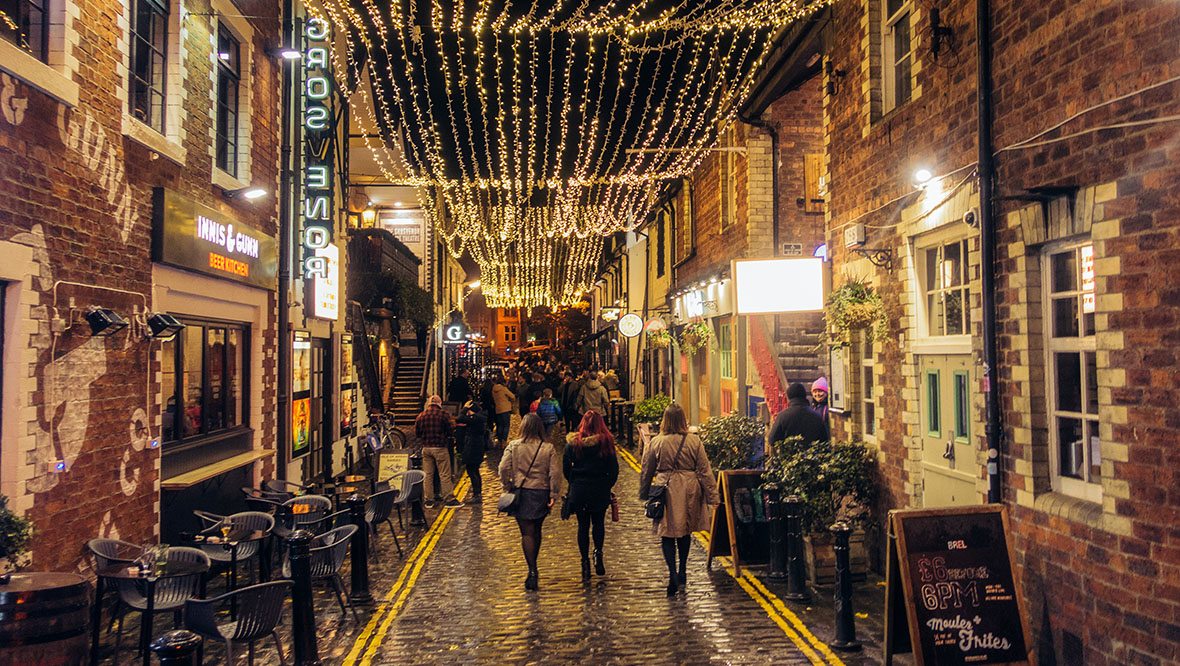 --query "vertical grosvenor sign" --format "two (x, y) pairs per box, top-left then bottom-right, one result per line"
(302, 16), (334, 284)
